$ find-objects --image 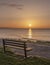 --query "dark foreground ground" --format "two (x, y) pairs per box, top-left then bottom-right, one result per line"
(0, 39), (50, 65)
(0, 48), (50, 65)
